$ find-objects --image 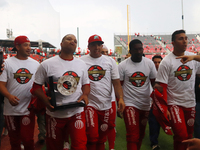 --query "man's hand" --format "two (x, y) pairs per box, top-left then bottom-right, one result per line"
(117, 98), (125, 118)
(117, 98), (125, 113)
(167, 110), (171, 120)
(45, 97), (54, 112)
(154, 83), (163, 93)
(182, 138), (200, 150)
(7, 95), (20, 106)
(176, 55), (195, 64)
(77, 94), (89, 105)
